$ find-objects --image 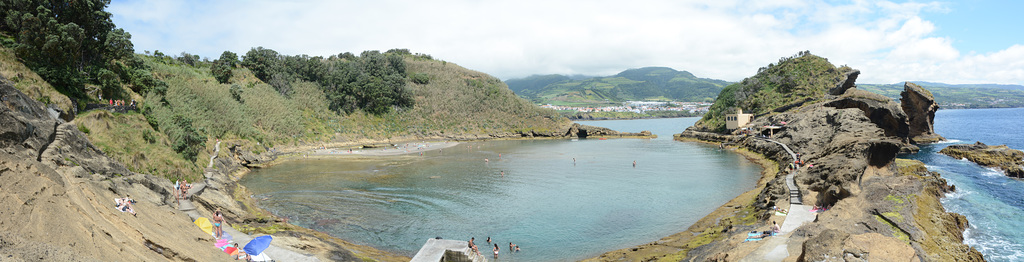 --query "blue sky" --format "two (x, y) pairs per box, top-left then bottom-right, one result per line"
(108, 0), (1024, 85)
(922, 0), (1022, 54)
